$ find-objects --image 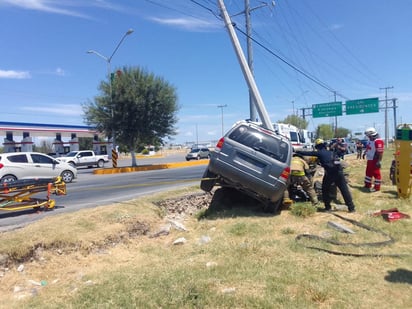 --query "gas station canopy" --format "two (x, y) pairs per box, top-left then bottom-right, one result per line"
(0, 121), (100, 138)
